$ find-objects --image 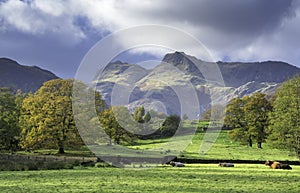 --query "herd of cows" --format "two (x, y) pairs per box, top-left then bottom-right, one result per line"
(168, 160), (293, 170)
